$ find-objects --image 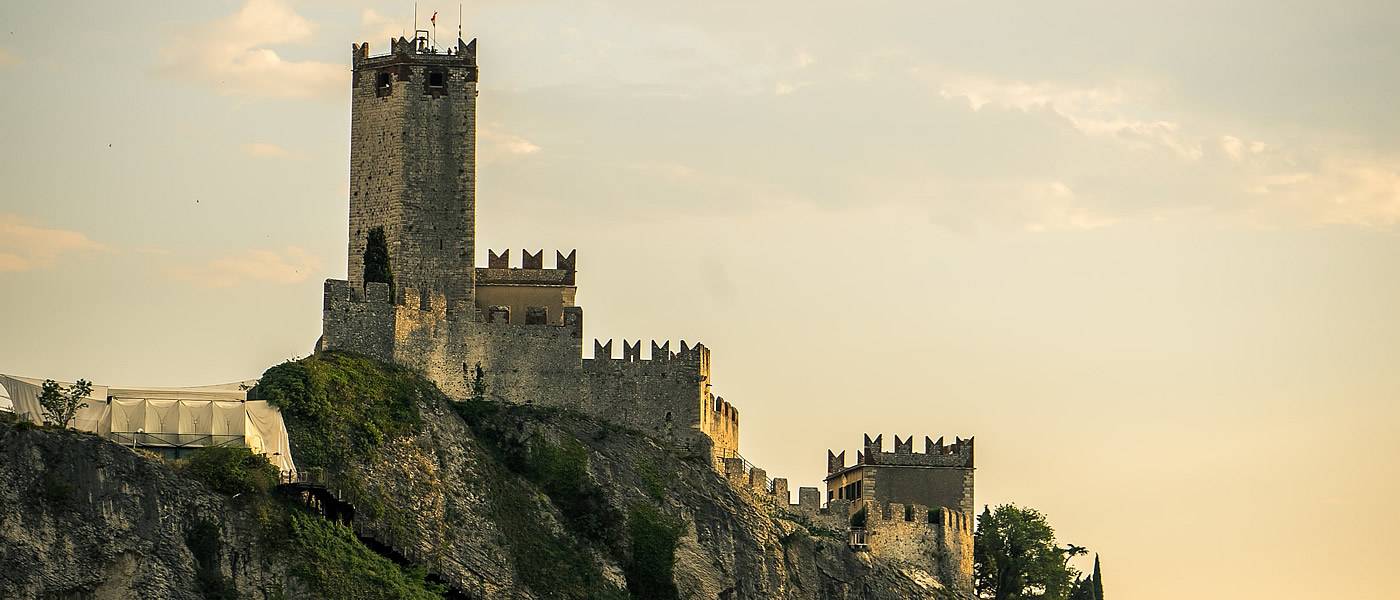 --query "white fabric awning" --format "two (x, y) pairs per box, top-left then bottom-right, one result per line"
(2, 373), (295, 475)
